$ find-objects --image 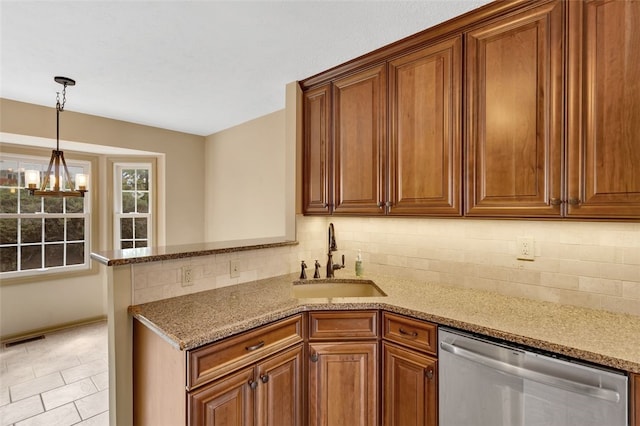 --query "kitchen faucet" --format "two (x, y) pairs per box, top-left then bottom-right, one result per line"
(326, 223), (345, 278)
